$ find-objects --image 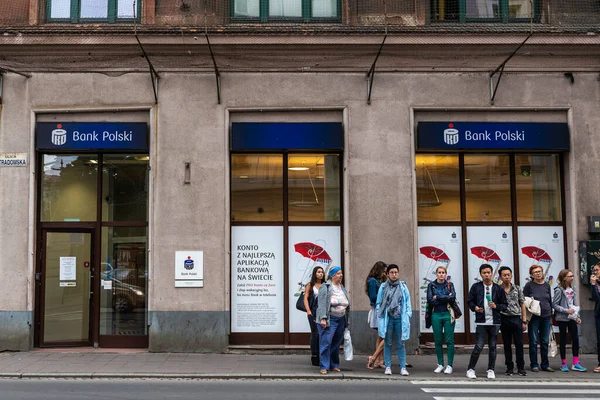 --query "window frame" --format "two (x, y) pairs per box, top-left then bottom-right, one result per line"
(230, 0), (342, 23)
(45, 0), (142, 24)
(431, 0), (540, 23)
